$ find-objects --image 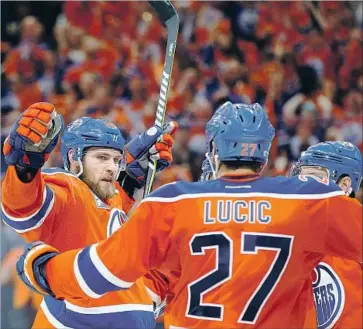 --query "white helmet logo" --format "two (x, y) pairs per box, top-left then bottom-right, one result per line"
(340, 141), (354, 150)
(147, 127), (158, 136)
